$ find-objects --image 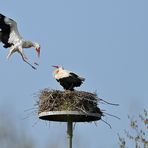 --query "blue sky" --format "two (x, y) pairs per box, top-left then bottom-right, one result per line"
(0, 0), (148, 147)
